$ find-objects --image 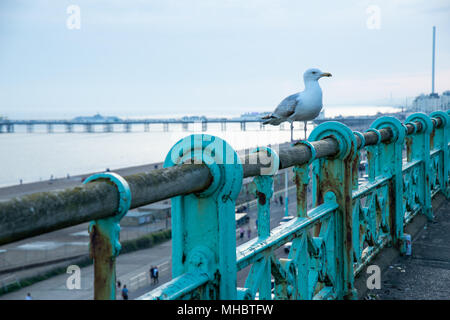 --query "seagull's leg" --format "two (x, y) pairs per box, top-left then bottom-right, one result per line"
(304, 121), (307, 140)
(290, 122), (294, 142)
(287, 122), (293, 217)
